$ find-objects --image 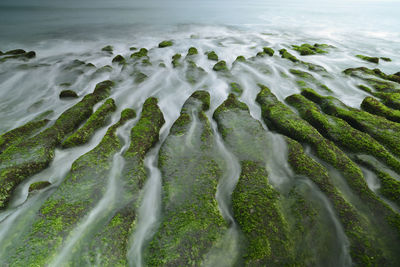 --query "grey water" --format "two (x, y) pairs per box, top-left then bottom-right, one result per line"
(1, 0), (400, 266)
